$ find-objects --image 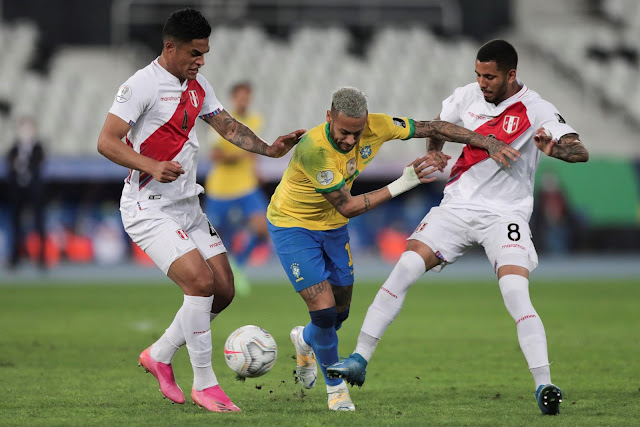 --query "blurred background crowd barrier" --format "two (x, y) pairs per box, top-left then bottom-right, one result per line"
(0, 0), (638, 273)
